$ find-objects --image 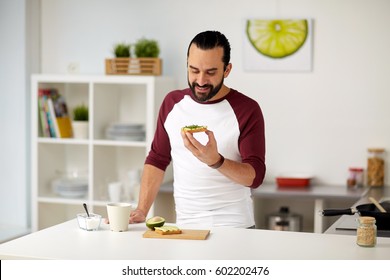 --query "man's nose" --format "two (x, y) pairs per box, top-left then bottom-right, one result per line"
(197, 72), (208, 86)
